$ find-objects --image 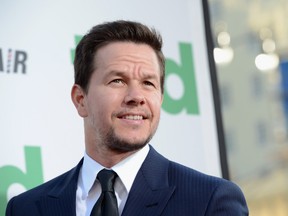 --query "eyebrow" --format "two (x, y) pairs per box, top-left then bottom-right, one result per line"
(107, 70), (159, 80)
(107, 70), (126, 77)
